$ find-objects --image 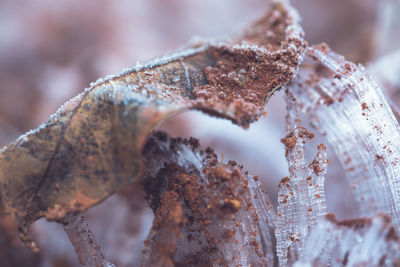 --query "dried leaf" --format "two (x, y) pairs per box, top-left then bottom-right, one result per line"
(0, 1), (306, 247)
